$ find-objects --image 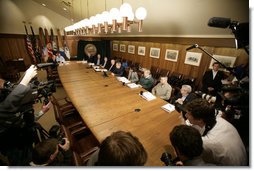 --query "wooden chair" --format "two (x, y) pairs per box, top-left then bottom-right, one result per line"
(61, 124), (100, 166)
(158, 69), (170, 78)
(150, 65), (159, 79)
(46, 66), (62, 87)
(51, 94), (87, 134)
(181, 75), (196, 90)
